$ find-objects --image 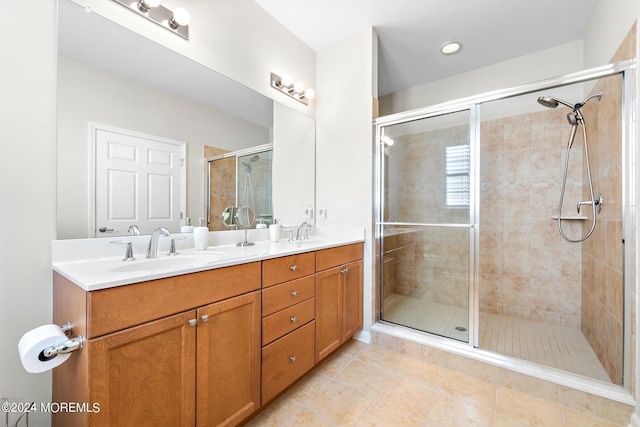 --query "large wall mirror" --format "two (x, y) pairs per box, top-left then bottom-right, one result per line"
(56, 0), (315, 239)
